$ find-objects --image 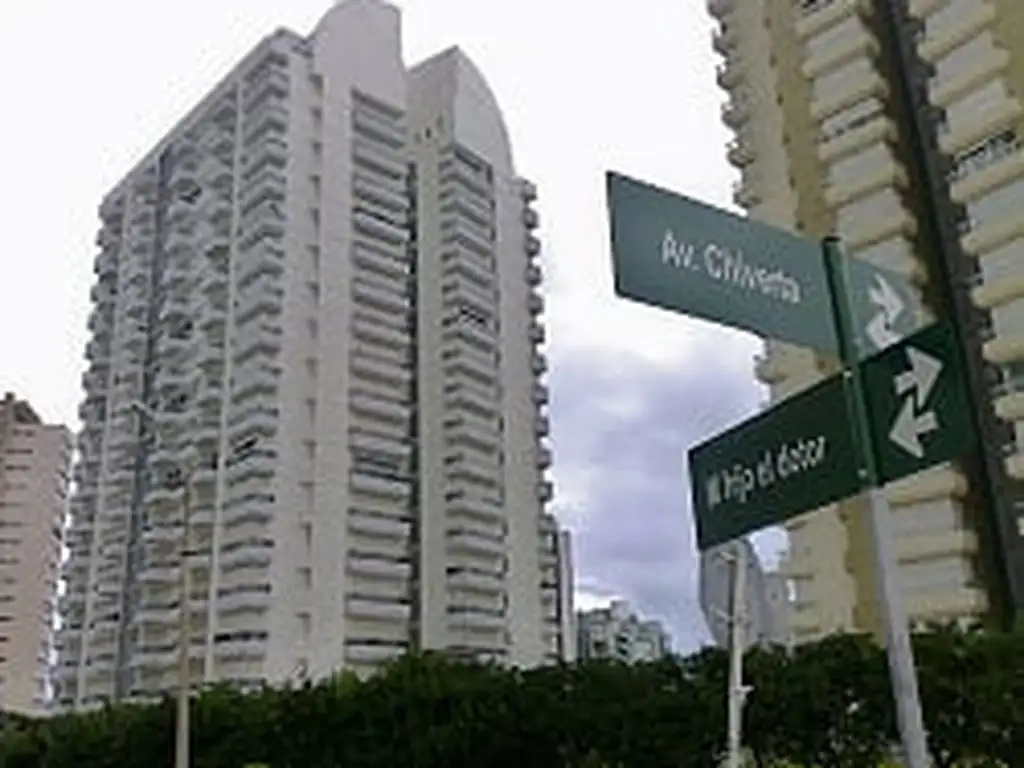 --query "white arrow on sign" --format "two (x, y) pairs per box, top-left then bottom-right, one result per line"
(866, 274), (905, 350)
(889, 346), (943, 459)
(894, 347), (942, 408)
(889, 397), (939, 459)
